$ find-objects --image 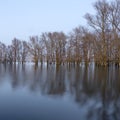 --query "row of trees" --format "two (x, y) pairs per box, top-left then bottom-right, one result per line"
(0, 30), (93, 66)
(0, 0), (120, 66)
